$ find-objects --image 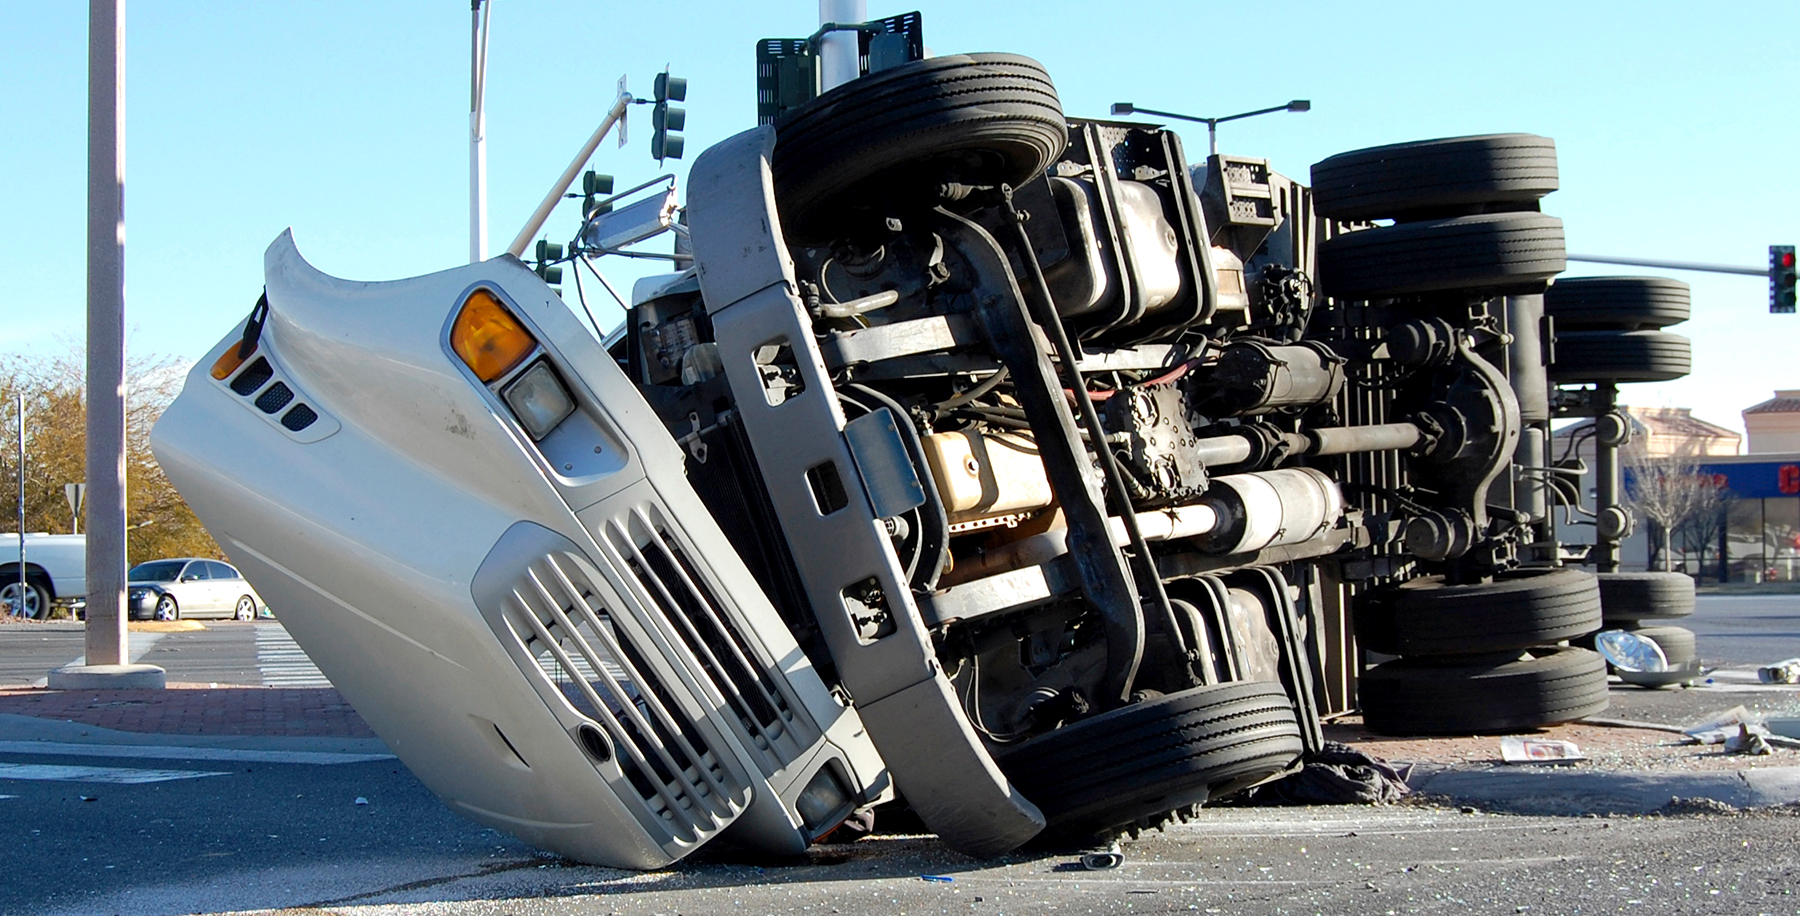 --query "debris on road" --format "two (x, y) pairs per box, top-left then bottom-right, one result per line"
(1500, 737), (1585, 764)
(1757, 658), (1800, 684)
